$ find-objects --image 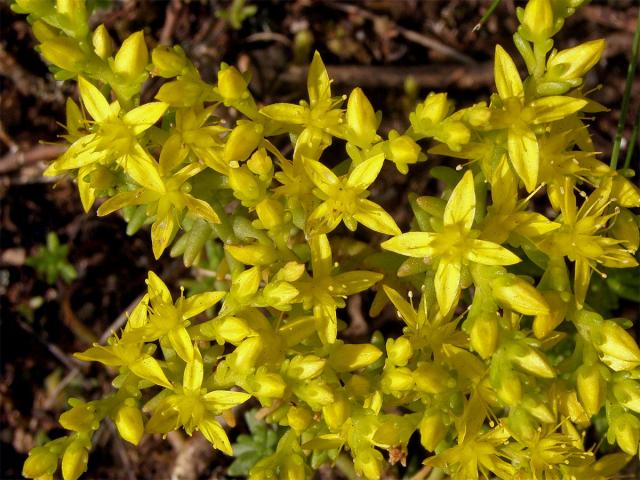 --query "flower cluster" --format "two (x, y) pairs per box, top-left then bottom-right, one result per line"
(15, 0), (640, 479)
